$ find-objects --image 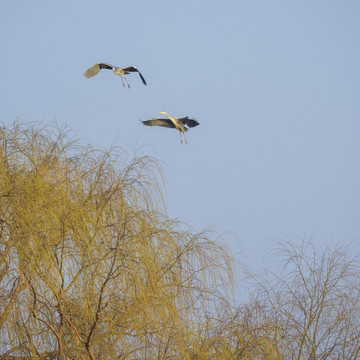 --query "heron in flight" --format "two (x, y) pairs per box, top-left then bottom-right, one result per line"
(142, 111), (199, 144)
(83, 63), (147, 88)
